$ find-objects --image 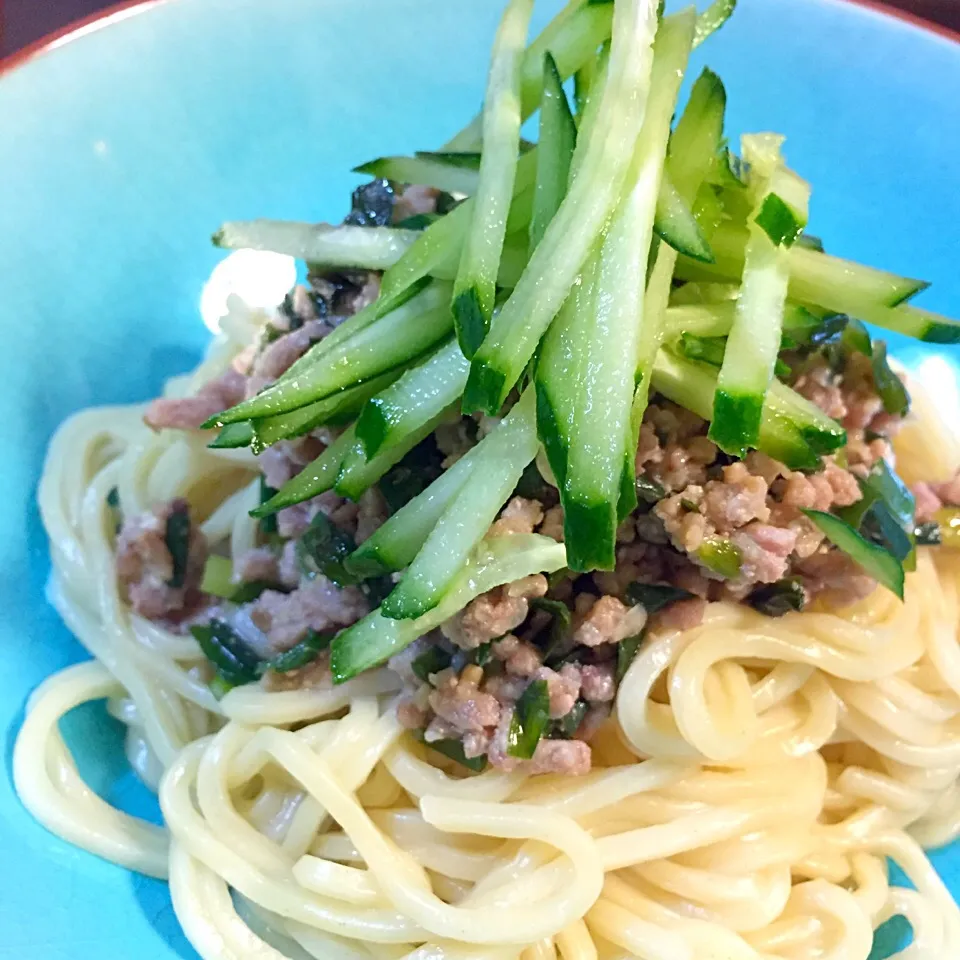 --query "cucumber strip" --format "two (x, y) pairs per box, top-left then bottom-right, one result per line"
(203, 283), (454, 426)
(535, 249), (600, 492)
(353, 155), (480, 196)
(380, 390), (539, 620)
(839, 302), (960, 345)
(562, 11), (695, 572)
(678, 222), (929, 309)
(209, 421), (255, 449)
(446, 0), (615, 151)
(766, 380), (846, 455)
(631, 67), (728, 436)
(651, 350), (820, 471)
(334, 405), (455, 502)
(669, 69), (727, 195)
(710, 135), (811, 457)
(463, 0), (661, 415)
(801, 510), (904, 600)
(252, 371), (401, 450)
(331, 533), (567, 682)
(529, 53), (577, 252)
(654, 173), (715, 262)
(346, 442), (482, 578)
(355, 338), (470, 459)
(251, 427), (357, 518)
(379, 153), (537, 304)
(452, 0), (534, 358)
(664, 301), (738, 338)
(213, 221), (418, 271)
(693, 0), (737, 47)
(663, 300), (818, 340)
